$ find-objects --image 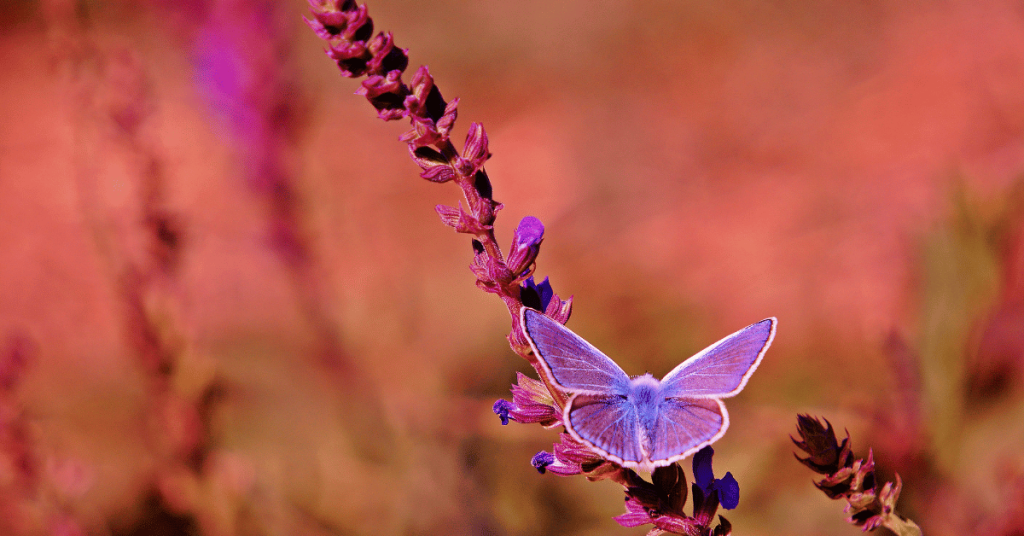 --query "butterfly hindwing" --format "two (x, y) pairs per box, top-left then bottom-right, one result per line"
(645, 397), (728, 465)
(521, 308), (631, 394)
(660, 318), (776, 398)
(566, 394), (644, 466)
